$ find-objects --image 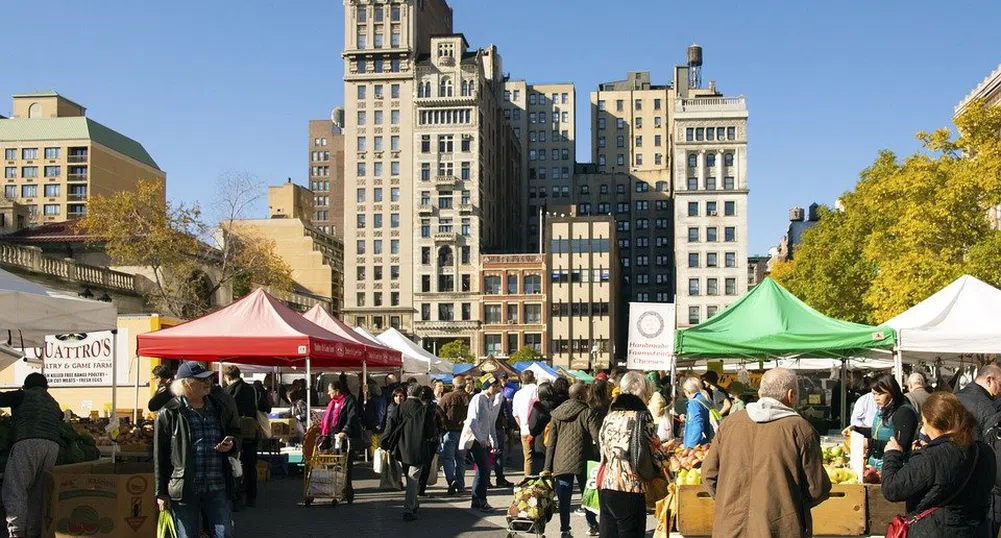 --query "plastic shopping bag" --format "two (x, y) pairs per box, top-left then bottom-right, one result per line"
(581, 461), (601, 515)
(373, 448), (388, 475)
(426, 453), (441, 486)
(380, 455), (403, 490)
(158, 510), (177, 538)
